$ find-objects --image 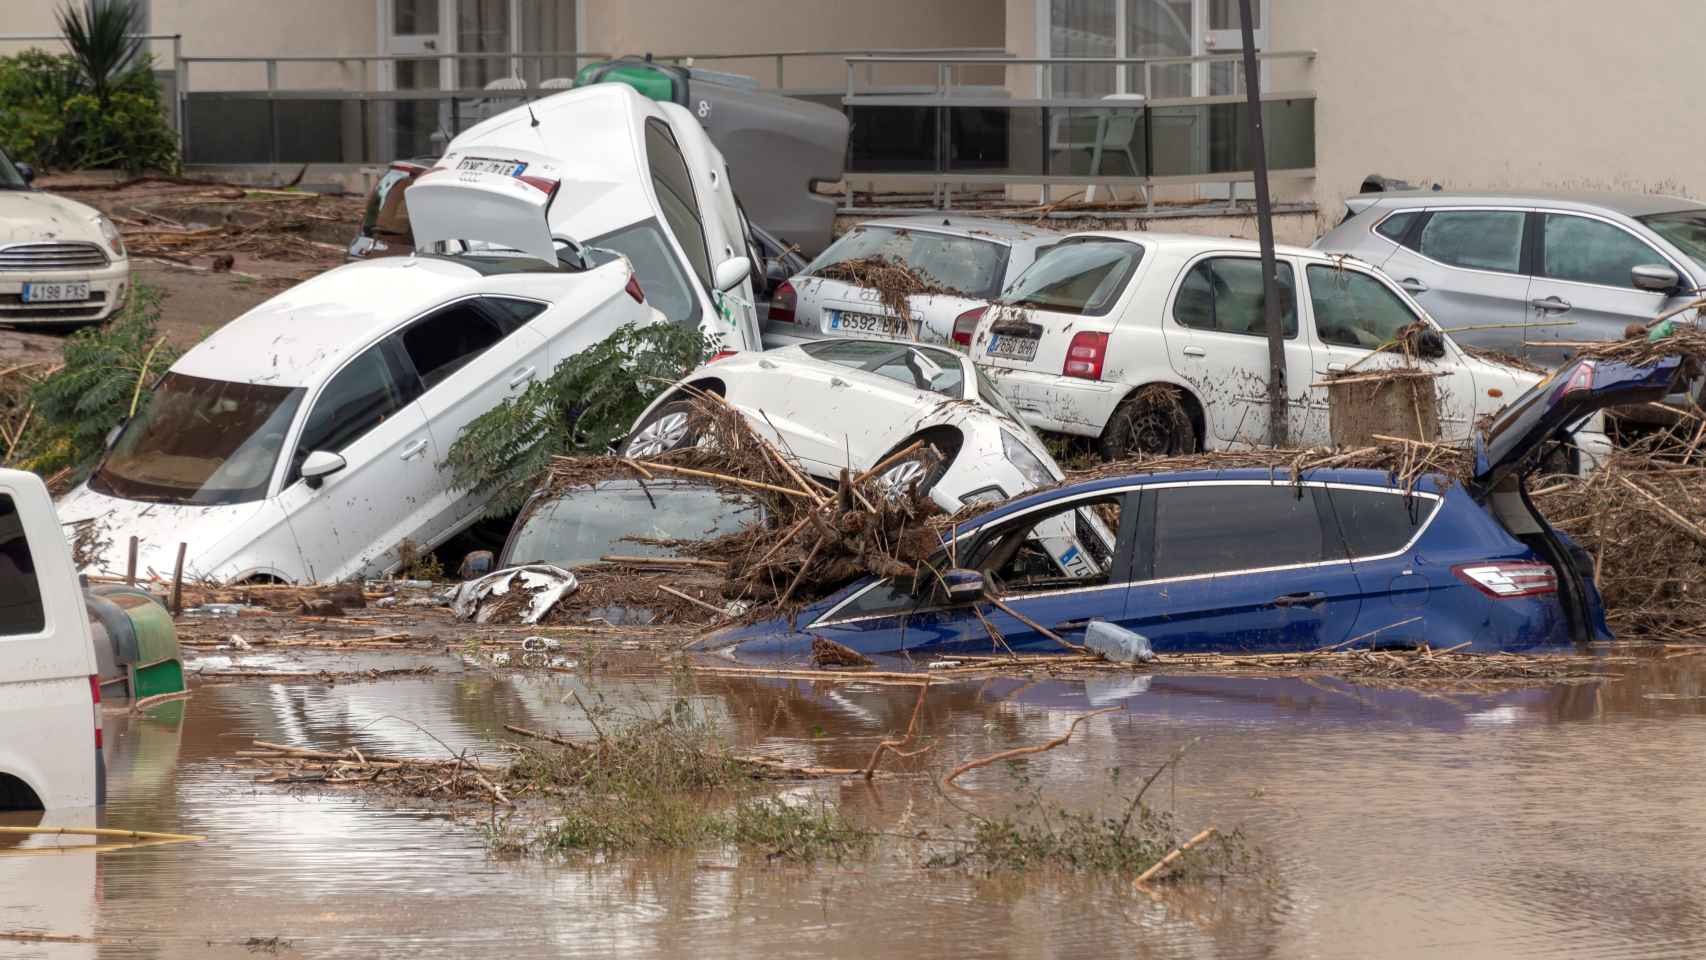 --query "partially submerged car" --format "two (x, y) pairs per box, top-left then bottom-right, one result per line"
(428, 82), (765, 352)
(0, 144), (129, 331)
(765, 217), (1057, 348)
(499, 479), (764, 569)
(703, 355), (1678, 660)
(966, 232), (1609, 463)
(57, 232), (662, 584)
